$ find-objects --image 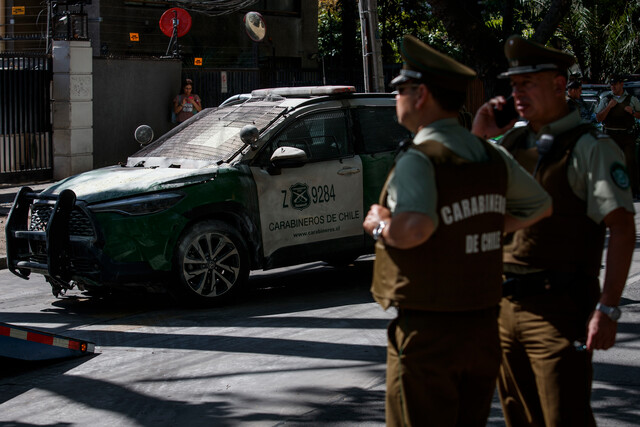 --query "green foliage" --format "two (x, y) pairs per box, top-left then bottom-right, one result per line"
(318, 0), (640, 83)
(558, 0), (640, 82)
(602, 2), (640, 76)
(378, 0), (436, 63)
(318, 0), (452, 64)
(318, 1), (351, 58)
